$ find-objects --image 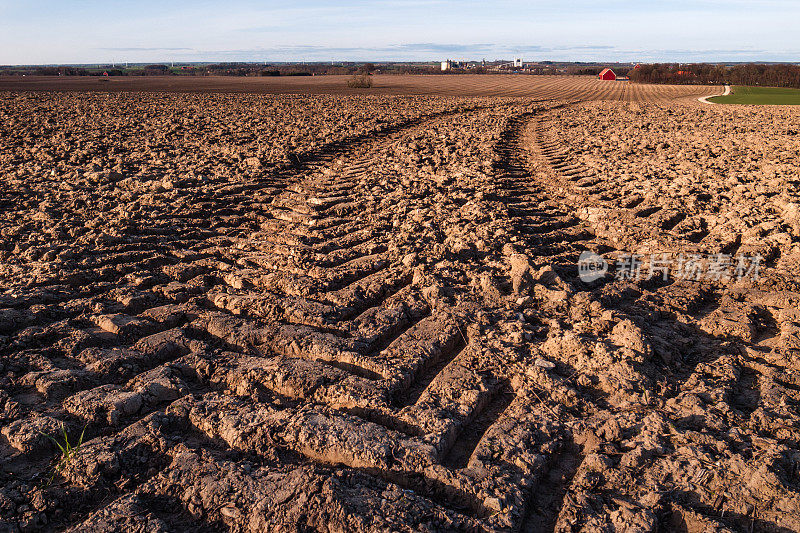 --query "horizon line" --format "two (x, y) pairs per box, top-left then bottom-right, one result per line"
(4, 59), (800, 68)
